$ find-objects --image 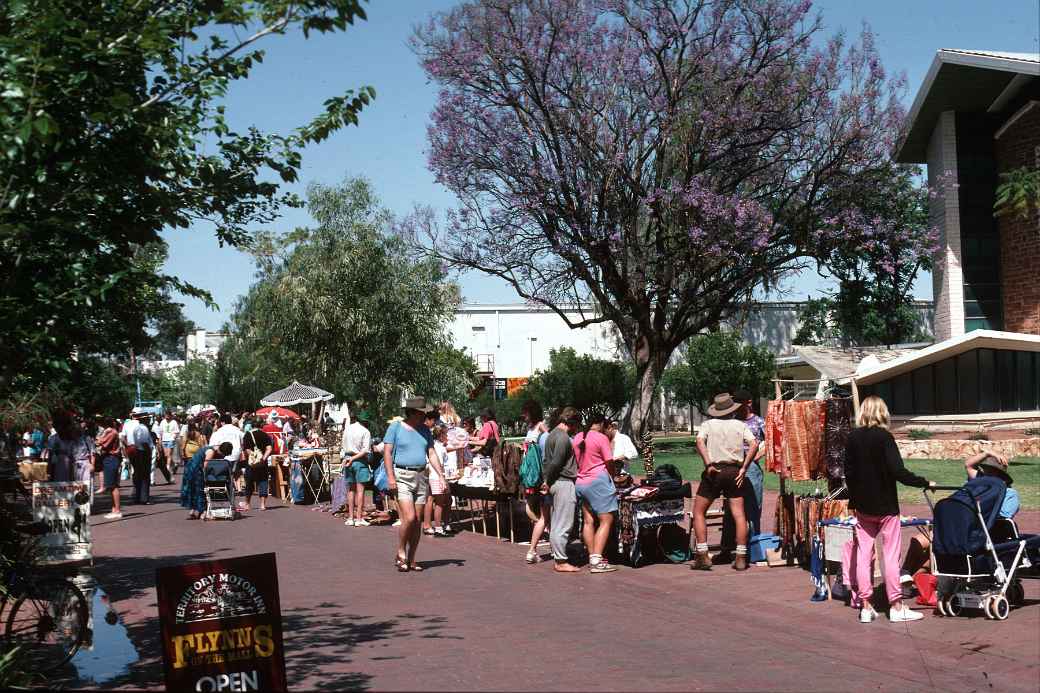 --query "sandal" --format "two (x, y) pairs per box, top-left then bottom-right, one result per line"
(408, 564), (424, 572)
(525, 550), (539, 564)
(423, 528), (436, 536)
(395, 555), (409, 572)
